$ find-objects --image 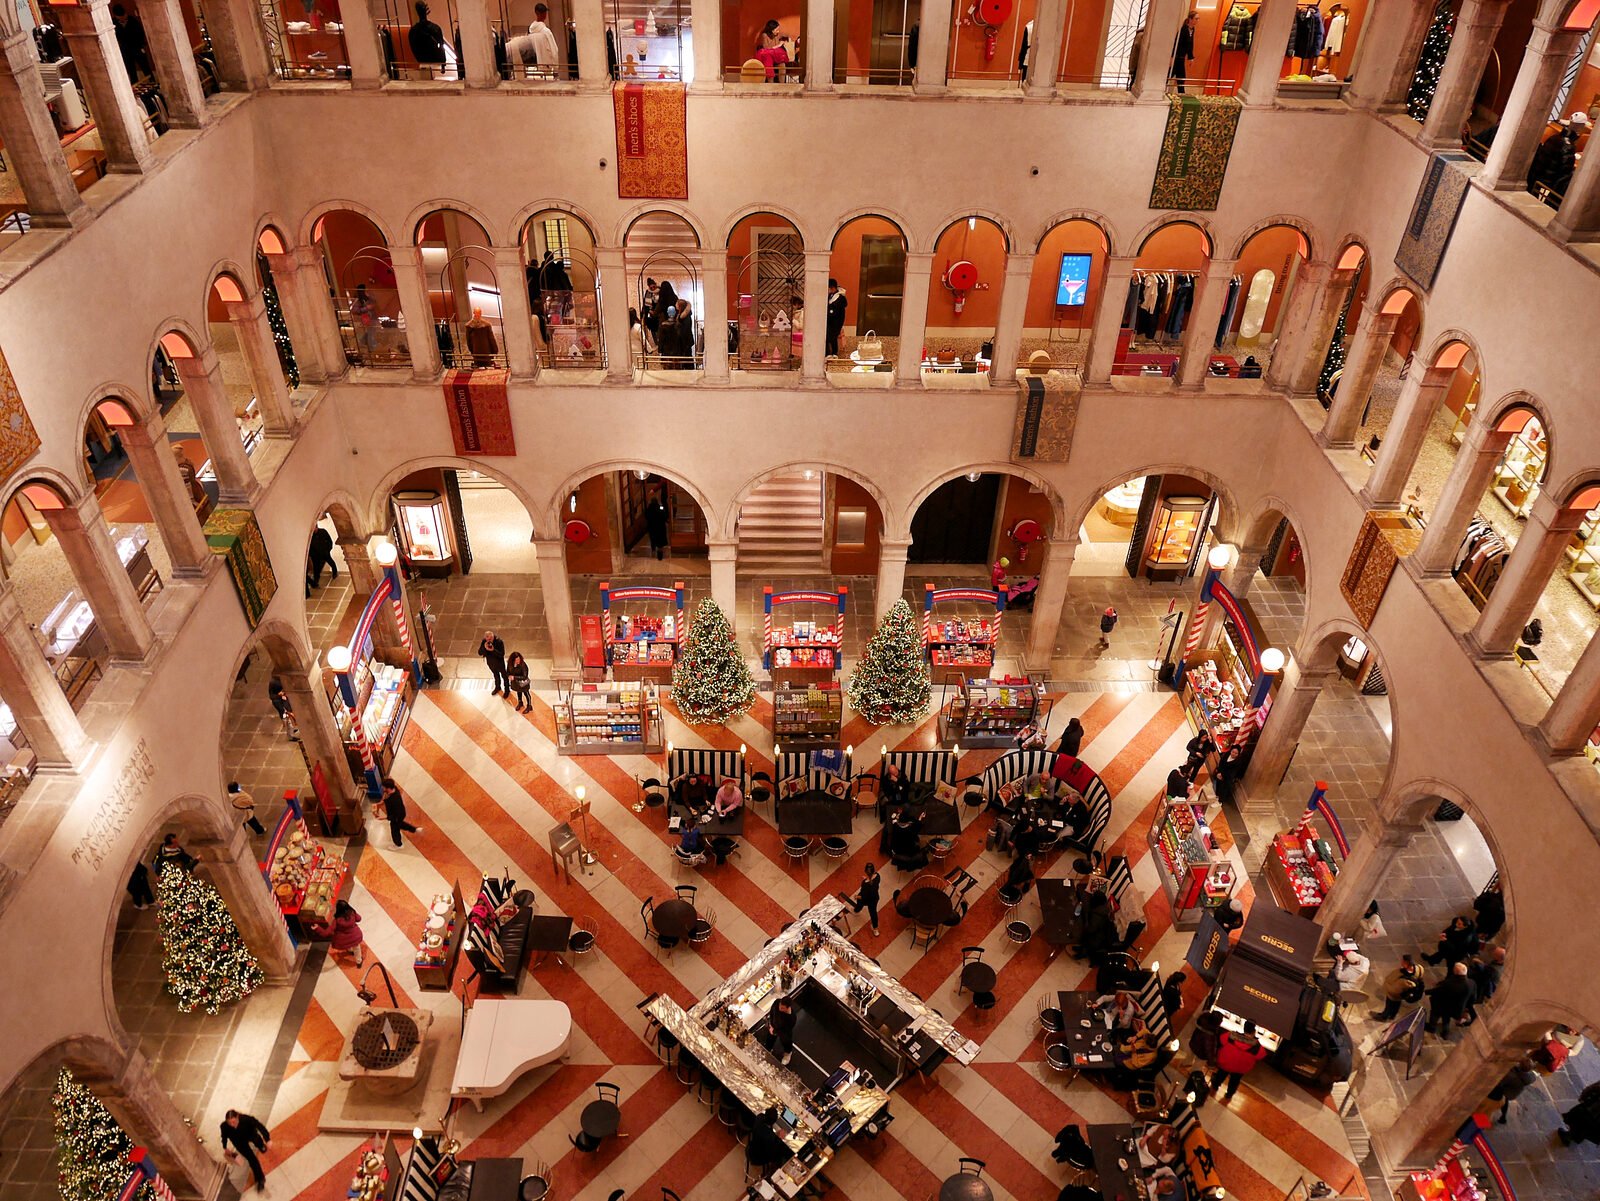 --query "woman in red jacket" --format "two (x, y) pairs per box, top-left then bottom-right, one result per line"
(1209, 1020), (1269, 1100)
